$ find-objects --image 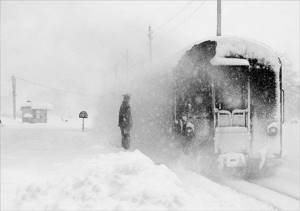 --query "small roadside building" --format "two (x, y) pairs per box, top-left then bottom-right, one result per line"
(20, 101), (53, 123)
